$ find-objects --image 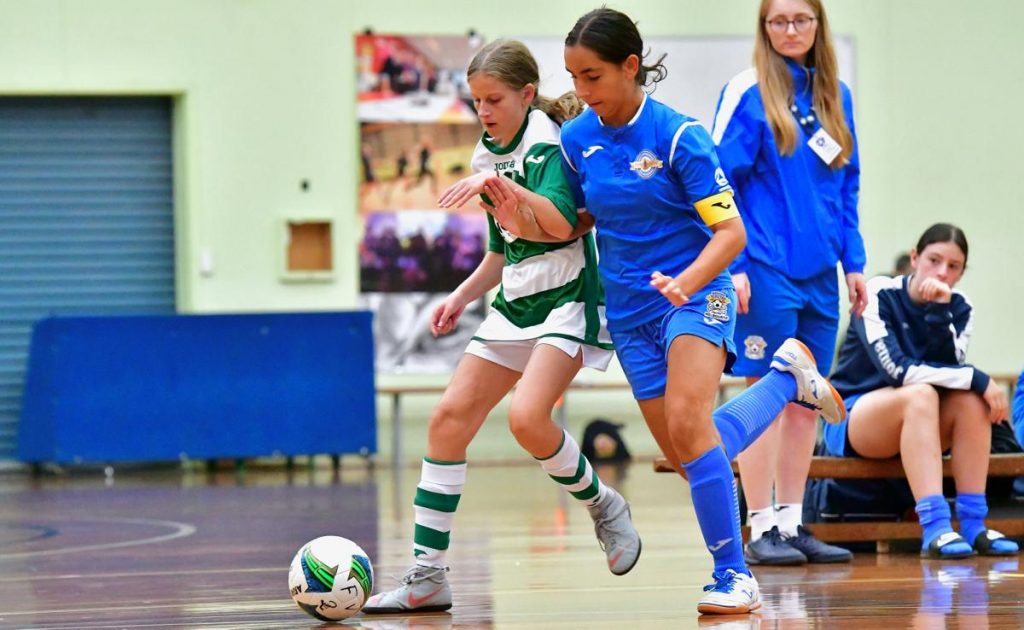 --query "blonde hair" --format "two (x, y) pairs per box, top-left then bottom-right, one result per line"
(467, 39), (584, 124)
(753, 0), (853, 167)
